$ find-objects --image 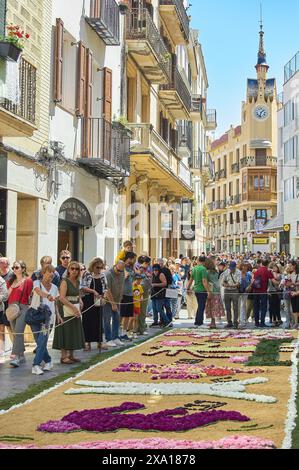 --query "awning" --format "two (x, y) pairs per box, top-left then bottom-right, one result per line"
(263, 213), (284, 232)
